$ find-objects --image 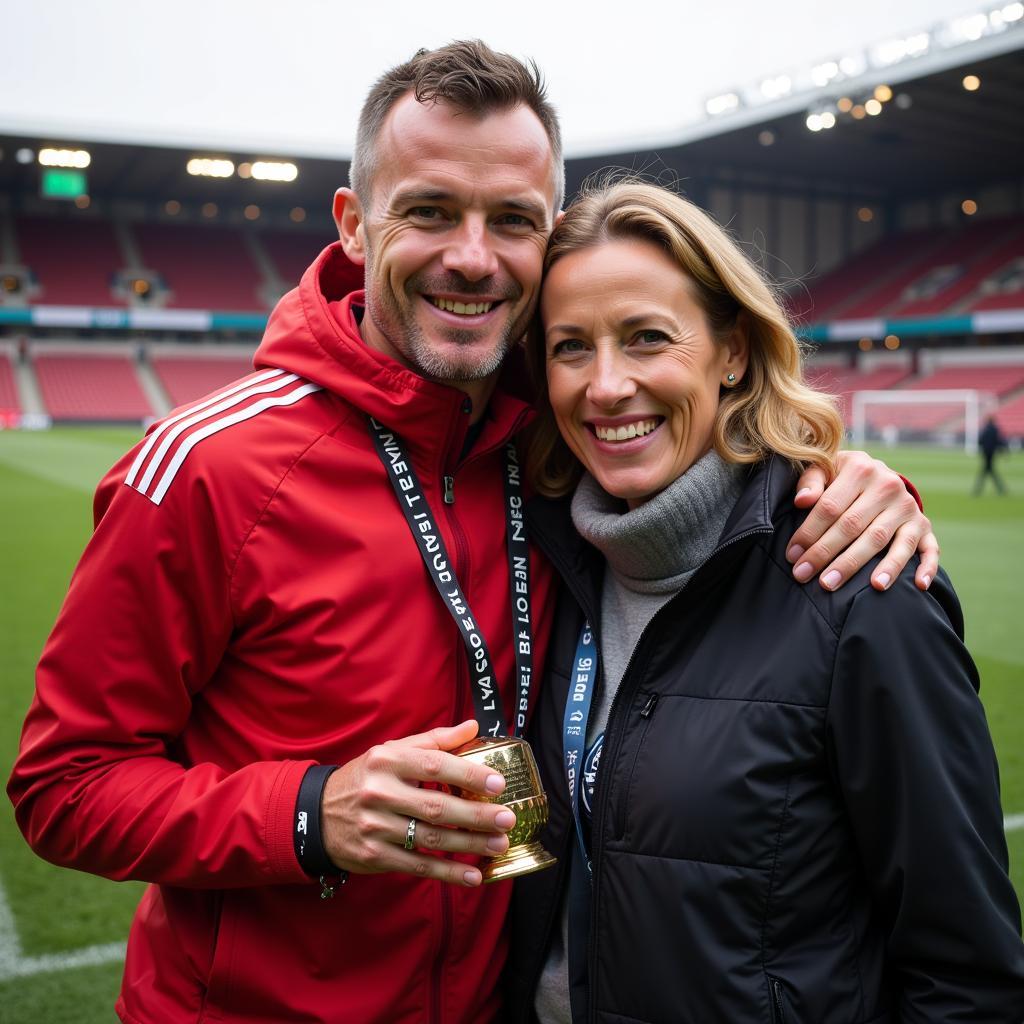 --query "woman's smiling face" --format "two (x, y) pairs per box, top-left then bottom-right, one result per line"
(542, 237), (748, 508)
